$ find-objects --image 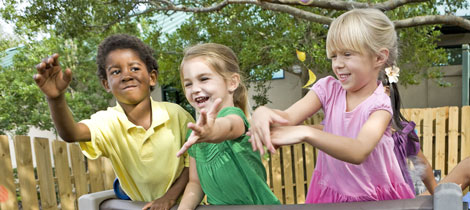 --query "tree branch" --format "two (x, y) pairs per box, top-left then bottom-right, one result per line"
(260, 0), (429, 11)
(258, 1), (333, 24)
(394, 15), (470, 30)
